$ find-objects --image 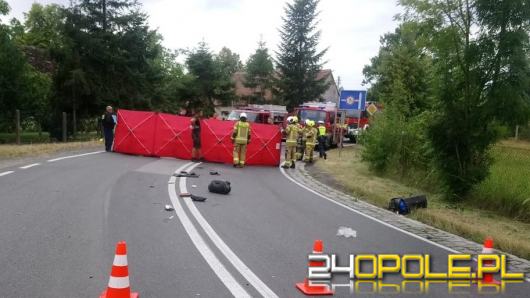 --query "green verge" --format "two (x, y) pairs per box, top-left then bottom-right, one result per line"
(313, 143), (530, 260)
(0, 140), (101, 160)
(0, 132), (50, 144)
(0, 131), (100, 144)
